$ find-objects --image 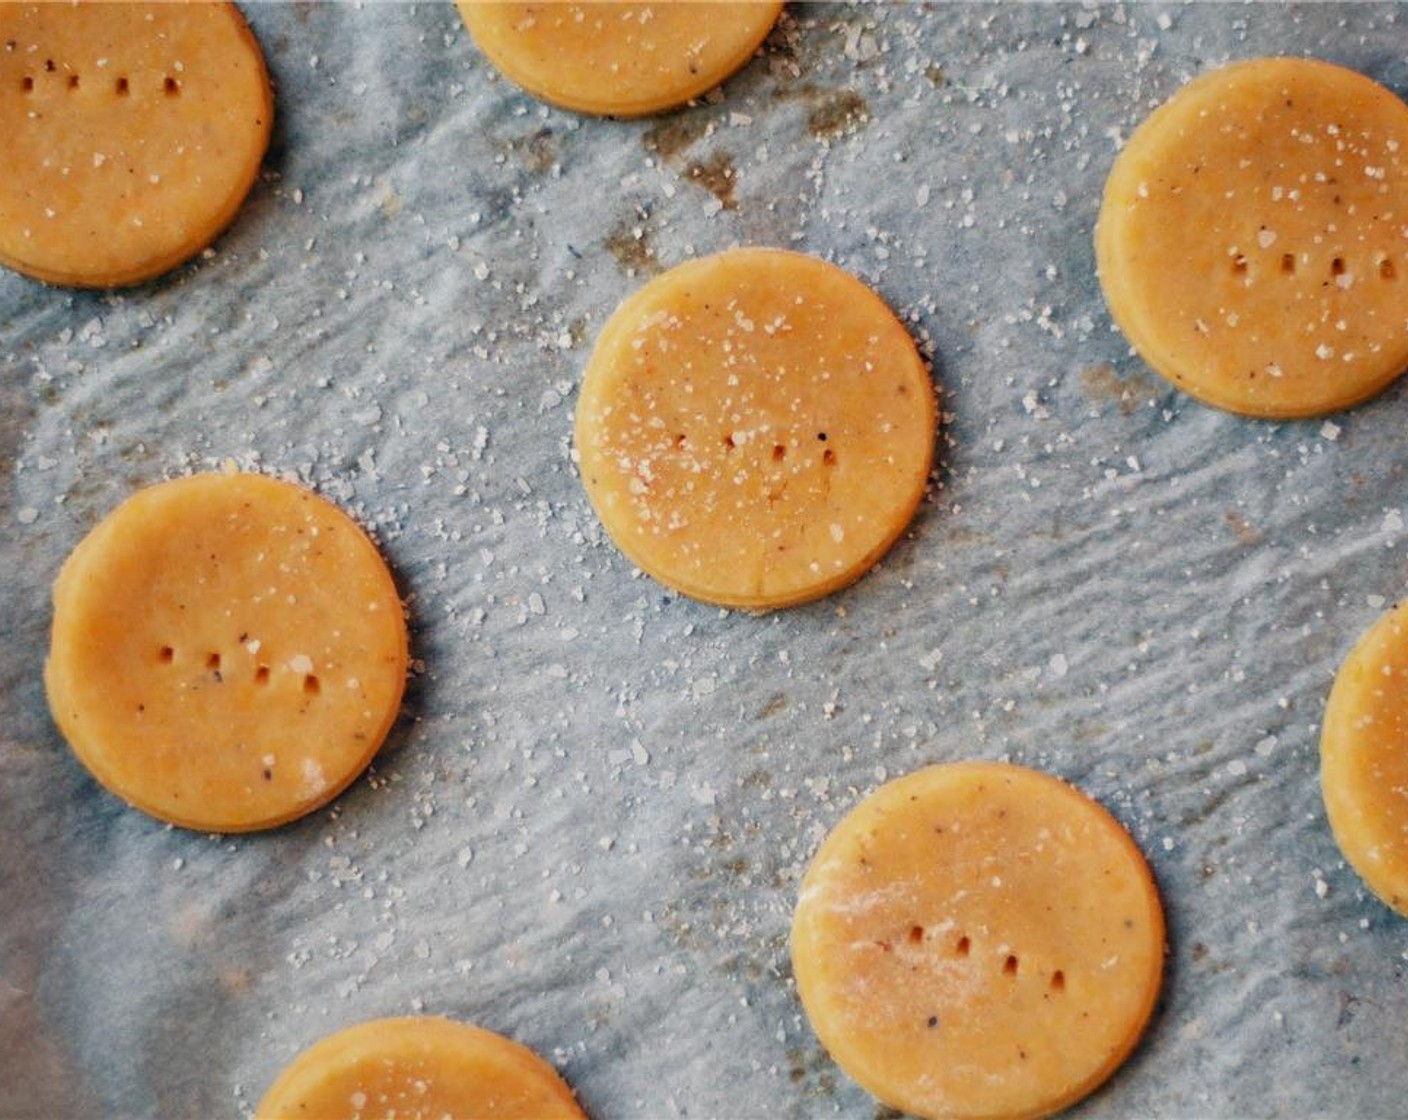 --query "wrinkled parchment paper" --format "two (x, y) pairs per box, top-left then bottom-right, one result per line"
(5, 4), (1408, 1117)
